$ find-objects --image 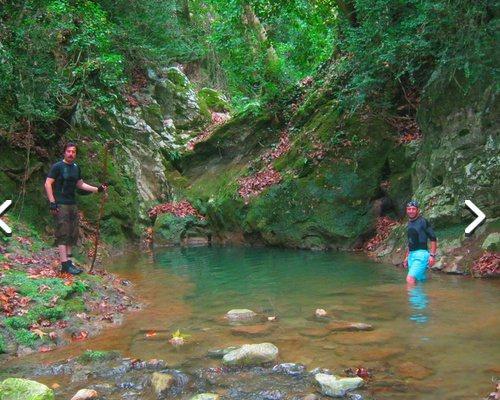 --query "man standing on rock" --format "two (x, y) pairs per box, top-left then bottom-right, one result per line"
(44, 143), (107, 275)
(404, 200), (438, 285)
